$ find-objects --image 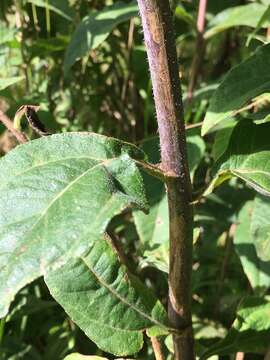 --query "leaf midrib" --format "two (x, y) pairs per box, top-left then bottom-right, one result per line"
(80, 257), (167, 330)
(0, 155), (116, 190)
(233, 169), (270, 176)
(8, 160), (116, 258)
